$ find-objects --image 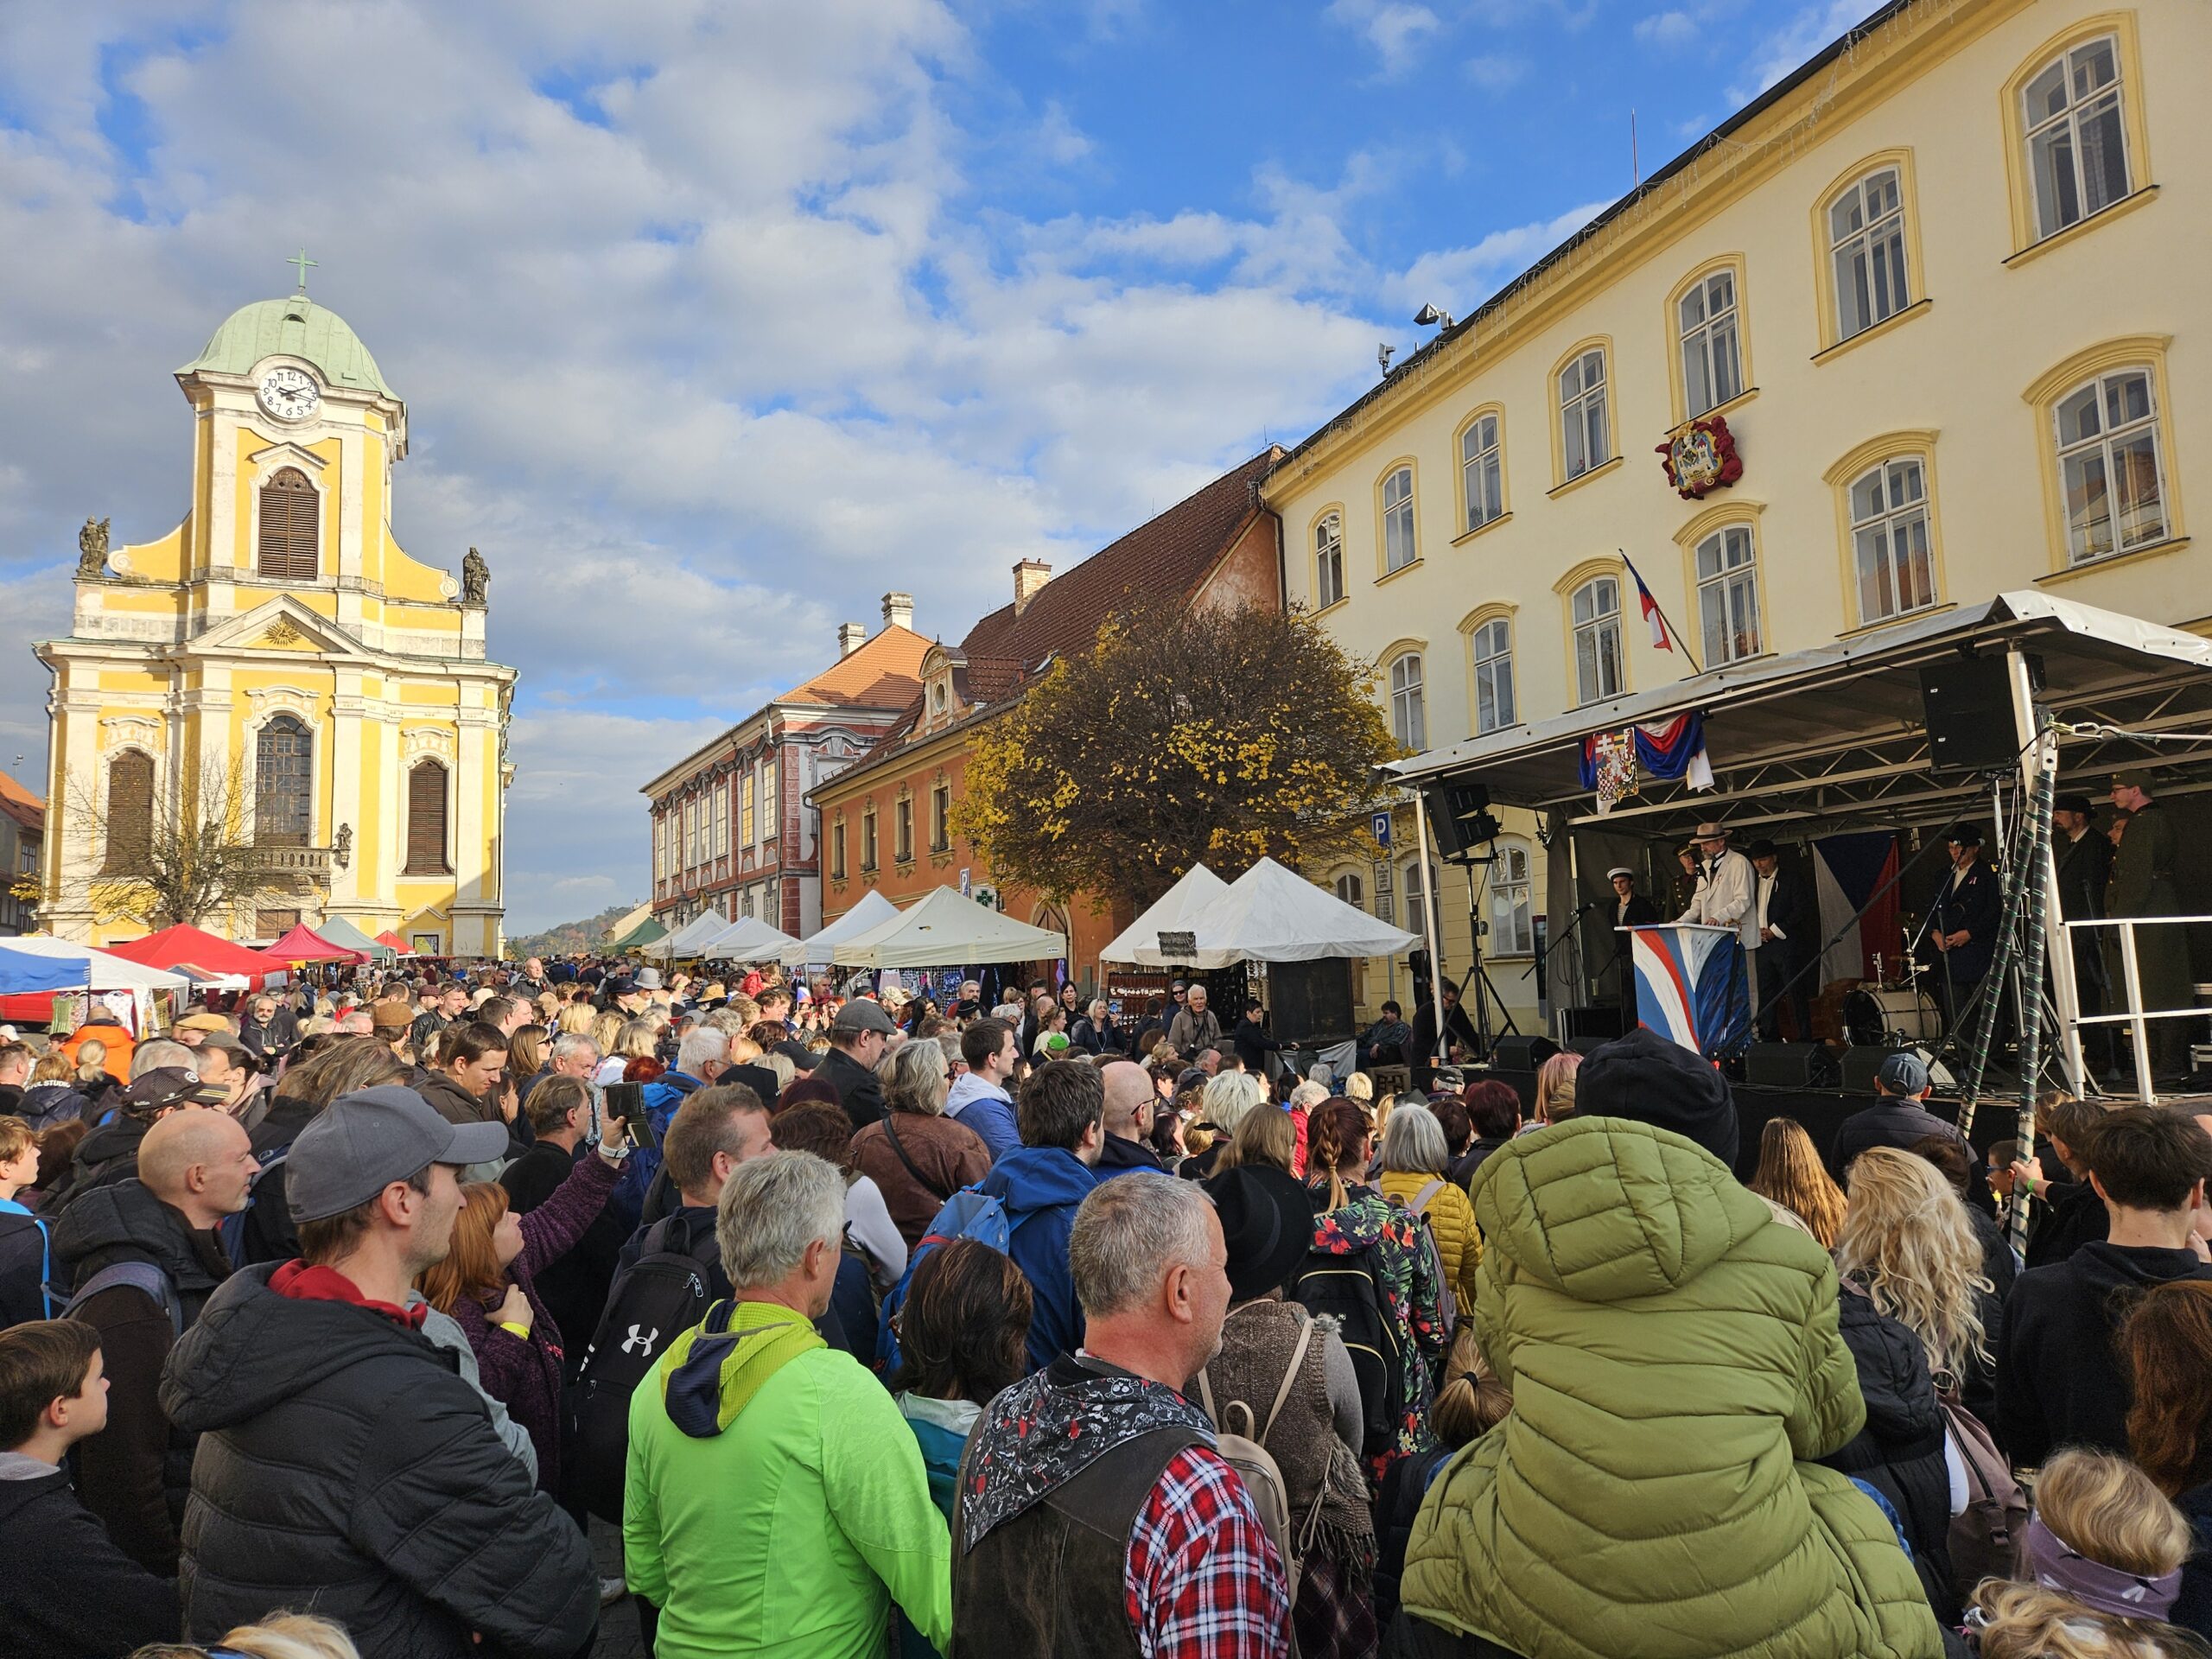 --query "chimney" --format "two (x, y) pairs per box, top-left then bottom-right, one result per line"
(880, 592), (914, 632)
(1013, 559), (1053, 616)
(836, 622), (867, 657)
